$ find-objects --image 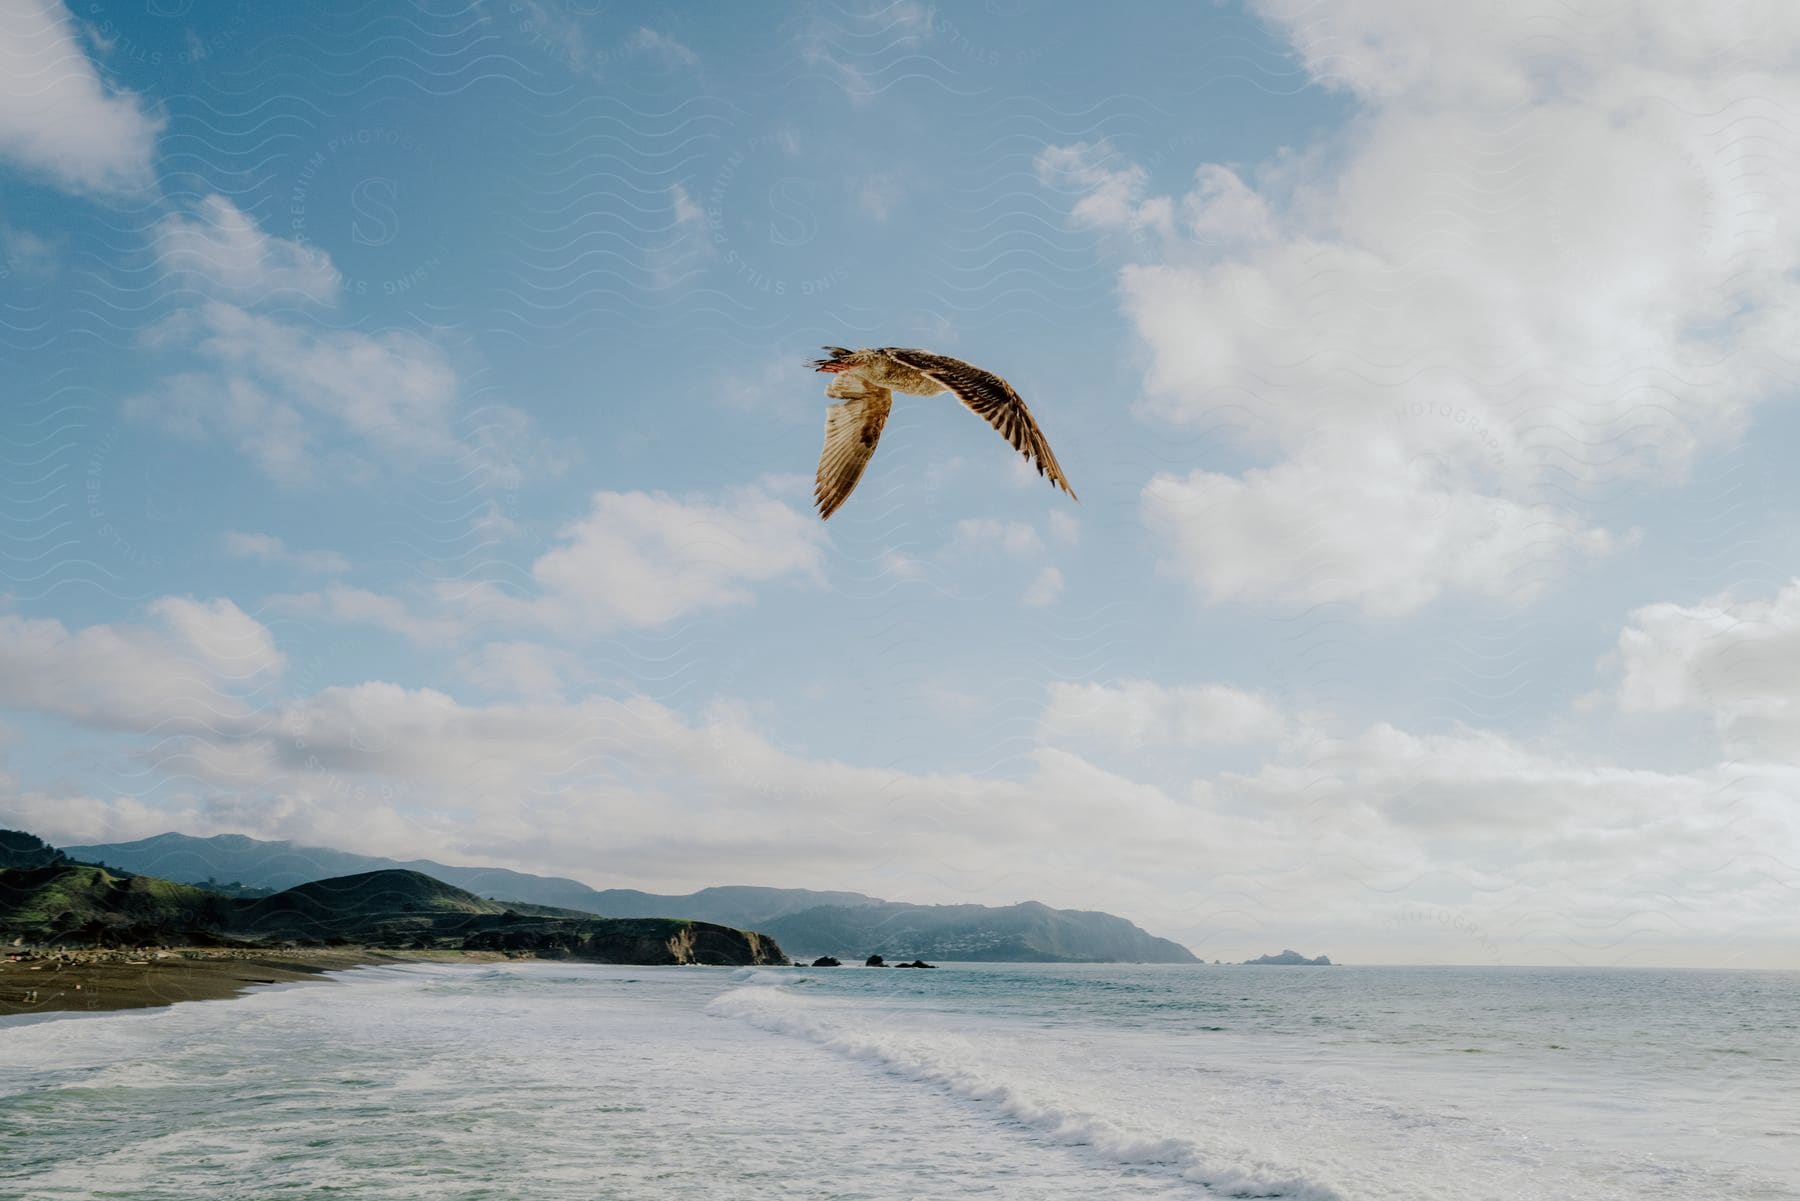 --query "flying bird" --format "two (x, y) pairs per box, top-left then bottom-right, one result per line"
(810, 346), (1077, 520)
